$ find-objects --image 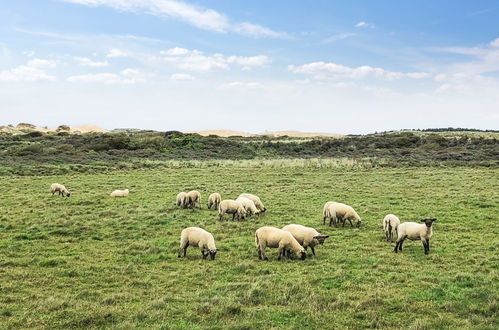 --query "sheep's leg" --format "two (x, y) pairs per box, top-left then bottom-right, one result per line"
(310, 246), (316, 257)
(398, 239), (404, 251)
(394, 239), (402, 253)
(385, 231), (390, 241)
(348, 218), (353, 227)
(232, 213), (236, 221)
(201, 249), (208, 259)
(323, 216), (326, 225)
(423, 239), (430, 255)
(426, 238), (430, 252)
